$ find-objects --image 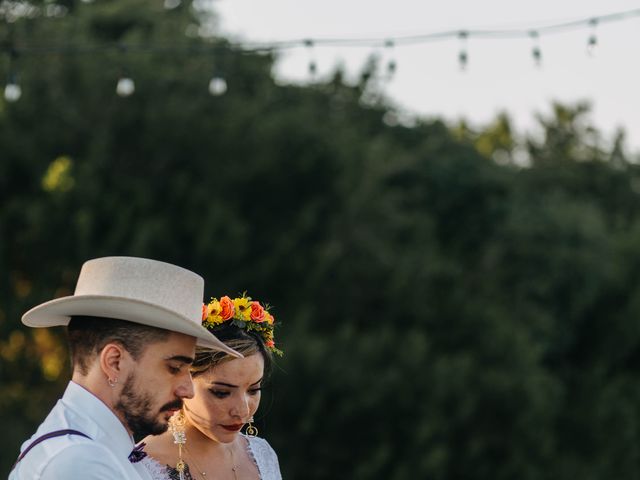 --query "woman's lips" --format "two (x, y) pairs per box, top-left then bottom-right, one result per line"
(221, 424), (244, 432)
